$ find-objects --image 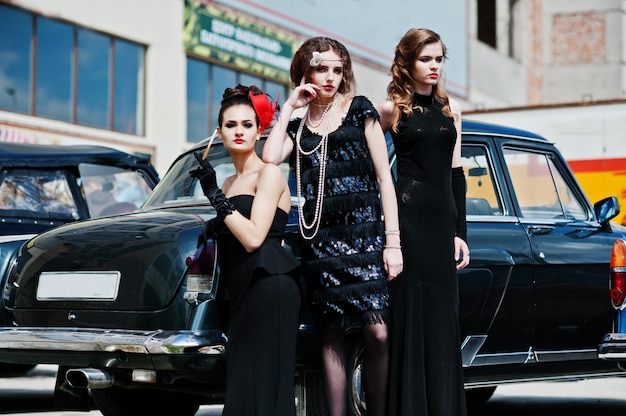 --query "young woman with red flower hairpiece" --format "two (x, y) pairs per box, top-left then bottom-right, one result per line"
(264, 37), (403, 416)
(190, 84), (301, 415)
